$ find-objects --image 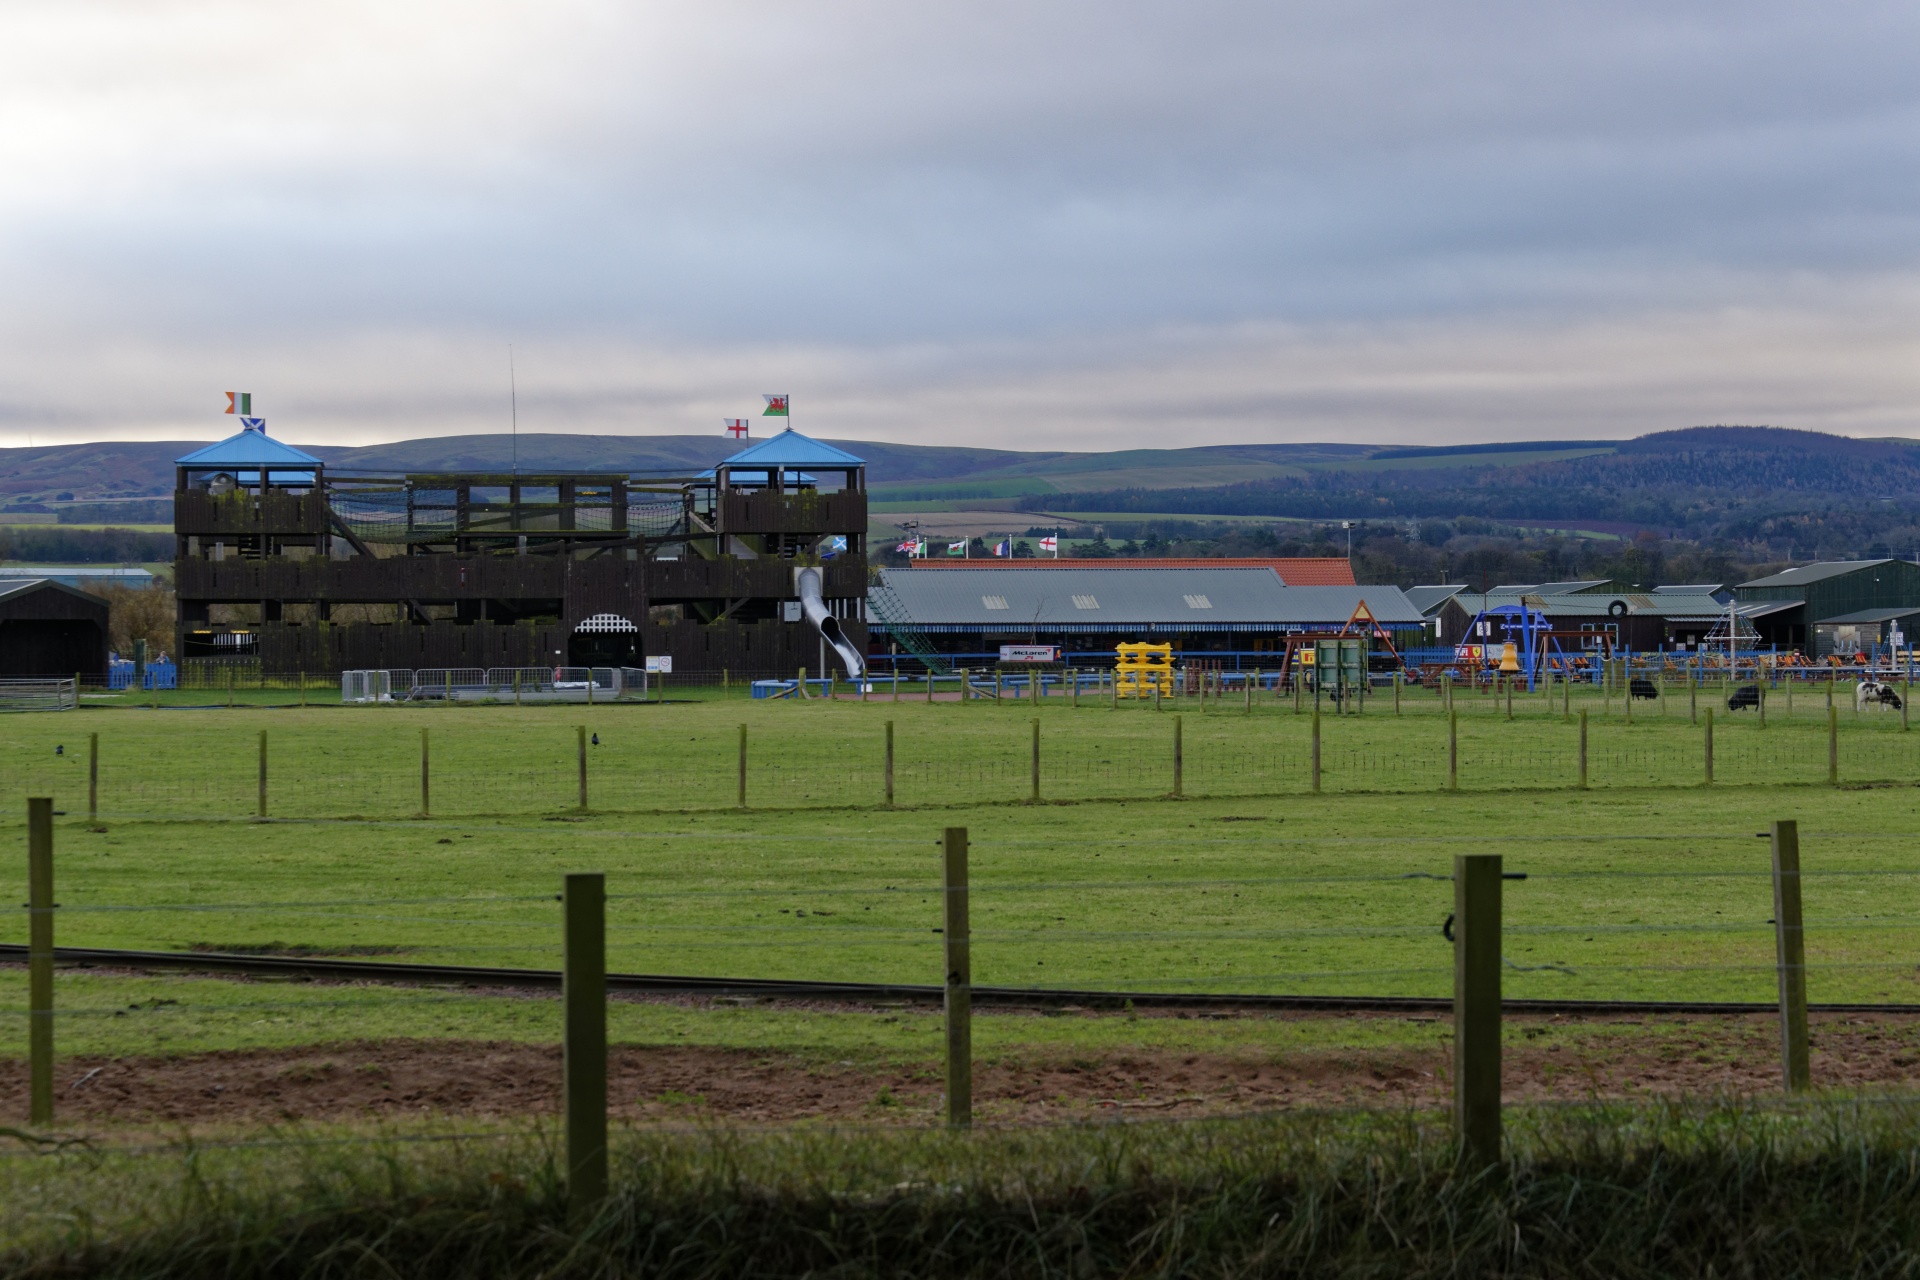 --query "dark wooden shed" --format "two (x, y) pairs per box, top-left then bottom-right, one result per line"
(0, 579), (111, 677)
